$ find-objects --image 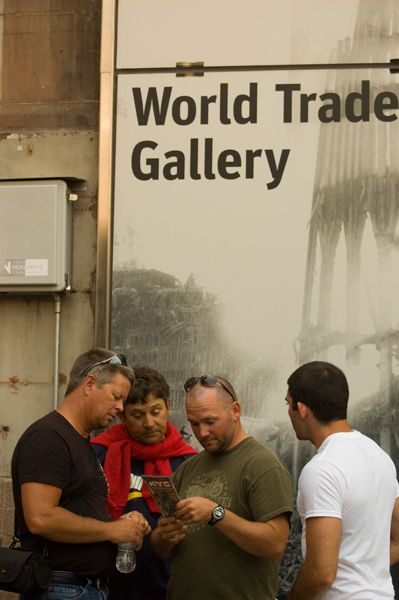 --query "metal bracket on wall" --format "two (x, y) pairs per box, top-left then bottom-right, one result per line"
(176, 62), (204, 77)
(390, 58), (399, 73)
